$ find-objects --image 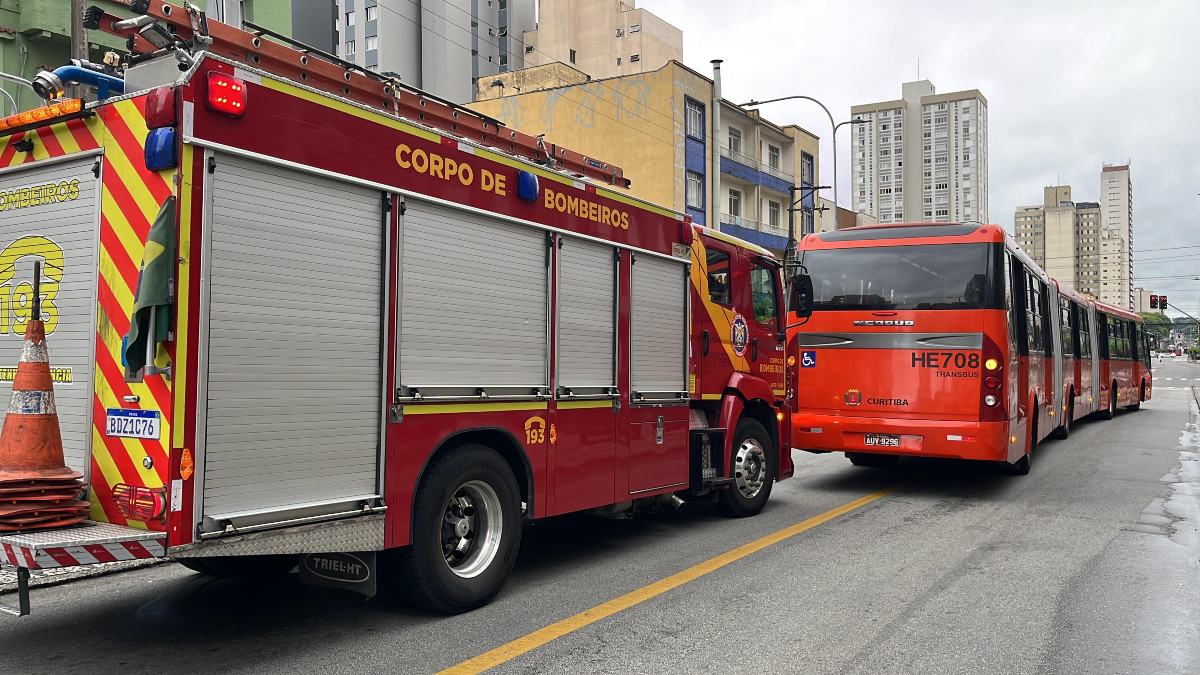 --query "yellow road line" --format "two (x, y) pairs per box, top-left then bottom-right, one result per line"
(440, 486), (896, 674)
